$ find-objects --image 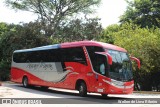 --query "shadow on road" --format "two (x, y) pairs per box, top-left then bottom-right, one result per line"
(4, 83), (133, 104)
